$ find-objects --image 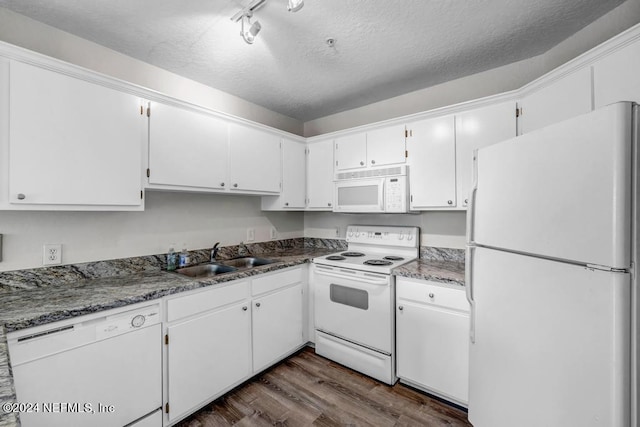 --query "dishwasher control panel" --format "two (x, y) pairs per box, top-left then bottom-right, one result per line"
(96, 305), (160, 339)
